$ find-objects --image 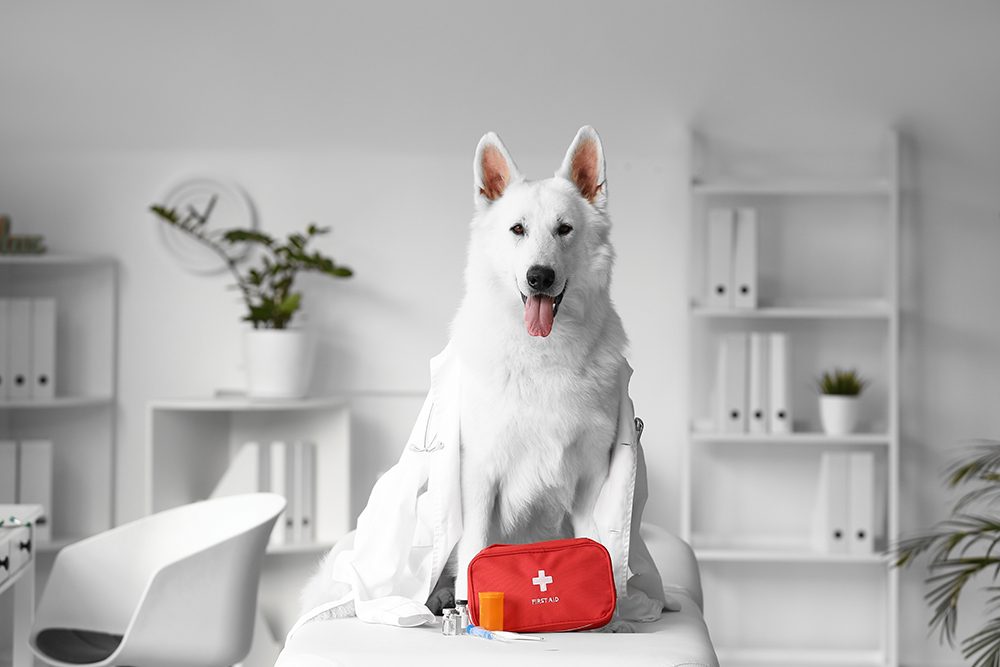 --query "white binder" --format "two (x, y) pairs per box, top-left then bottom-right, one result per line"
(19, 439), (53, 543)
(747, 332), (769, 433)
(31, 298), (56, 399)
(717, 333), (748, 433)
(292, 441), (305, 544)
(812, 451), (849, 554)
(733, 208), (758, 309)
(849, 452), (876, 554)
(0, 440), (17, 503)
(768, 332), (793, 434)
(706, 208), (735, 309)
(0, 299), (9, 400)
(8, 299), (32, 400)
(269, 441), (292, 546)
(301, 441), (316, 543)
